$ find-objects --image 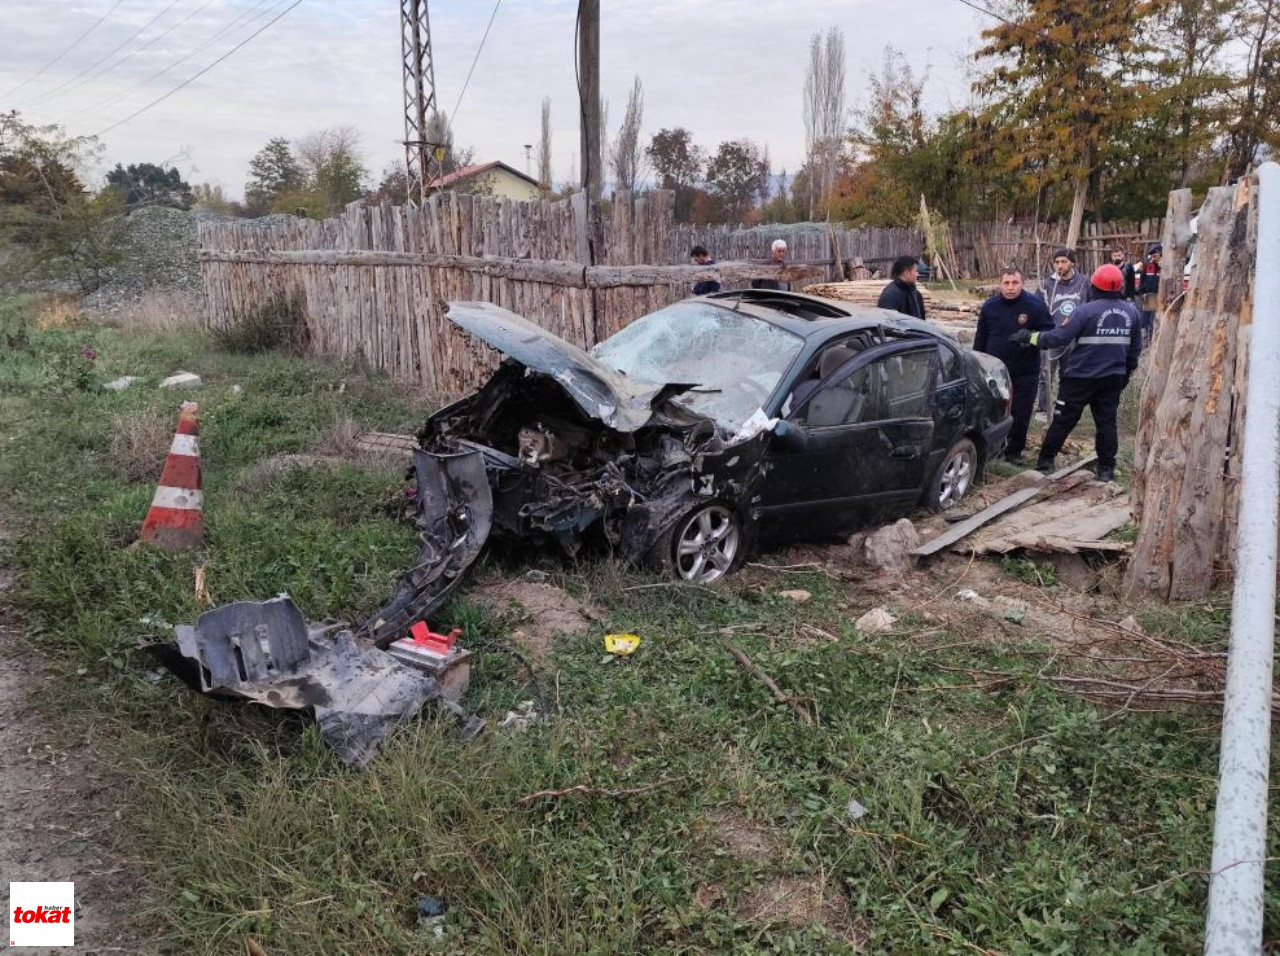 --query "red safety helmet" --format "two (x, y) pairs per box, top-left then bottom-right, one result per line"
(1091, 263), (1125, 293)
